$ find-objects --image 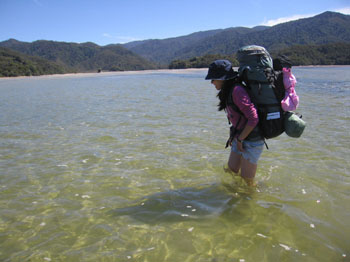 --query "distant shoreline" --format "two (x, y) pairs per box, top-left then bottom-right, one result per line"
(1, 65), (349, 80)
(0, 68), (208, 80)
